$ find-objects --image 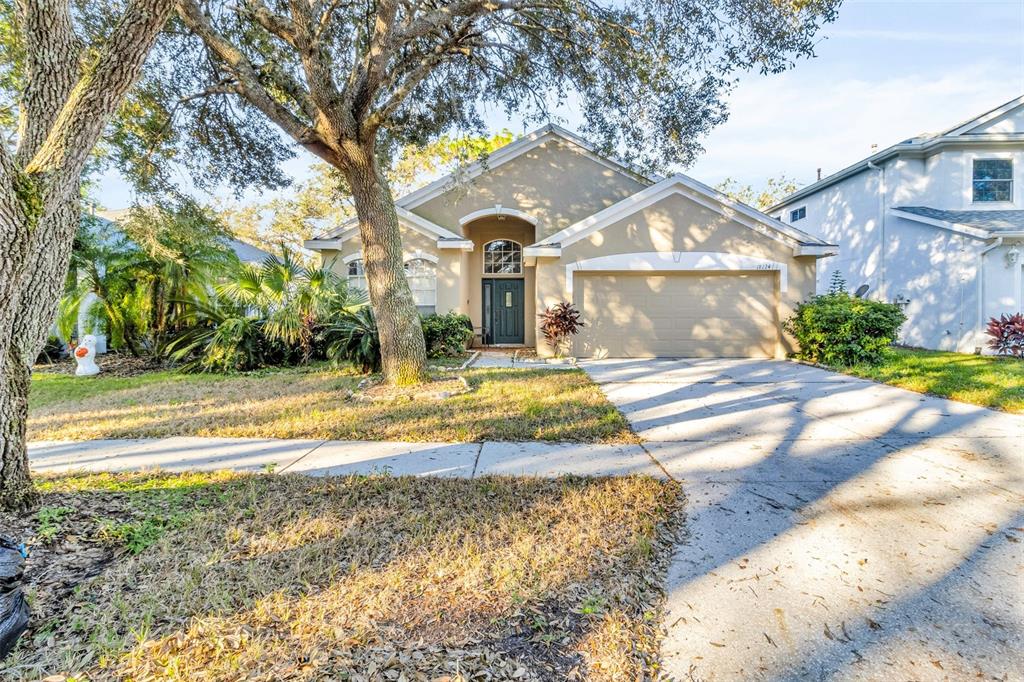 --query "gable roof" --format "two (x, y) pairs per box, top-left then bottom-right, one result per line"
(768, 95), (1024, 212)
(304, 206), (471, 251)
(529, 174), (836, 257)
(891, 206), (1024, 237)
(939, 94), (1024, 136)
(311, 124), (656, 243)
